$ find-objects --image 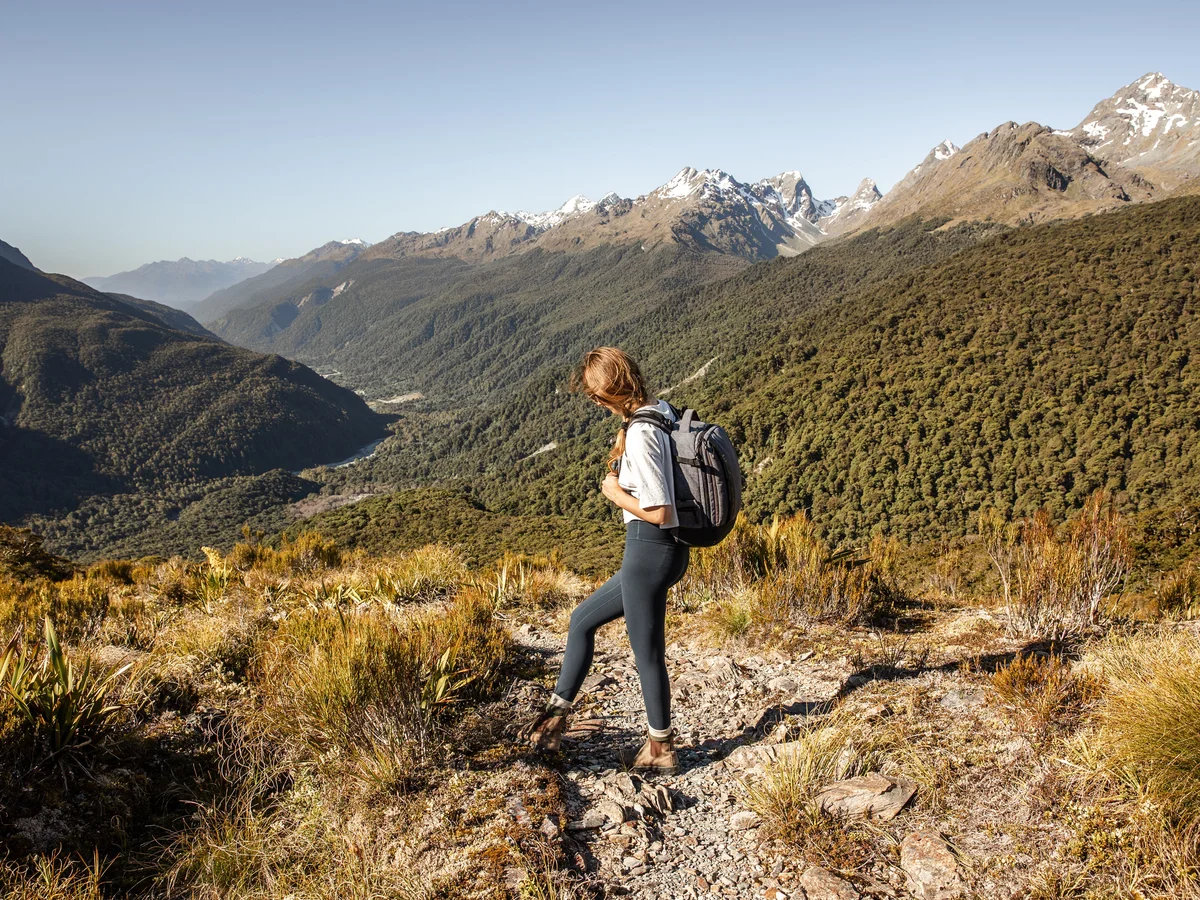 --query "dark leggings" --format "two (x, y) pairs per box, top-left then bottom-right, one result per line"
(553, 520), (690, 731)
